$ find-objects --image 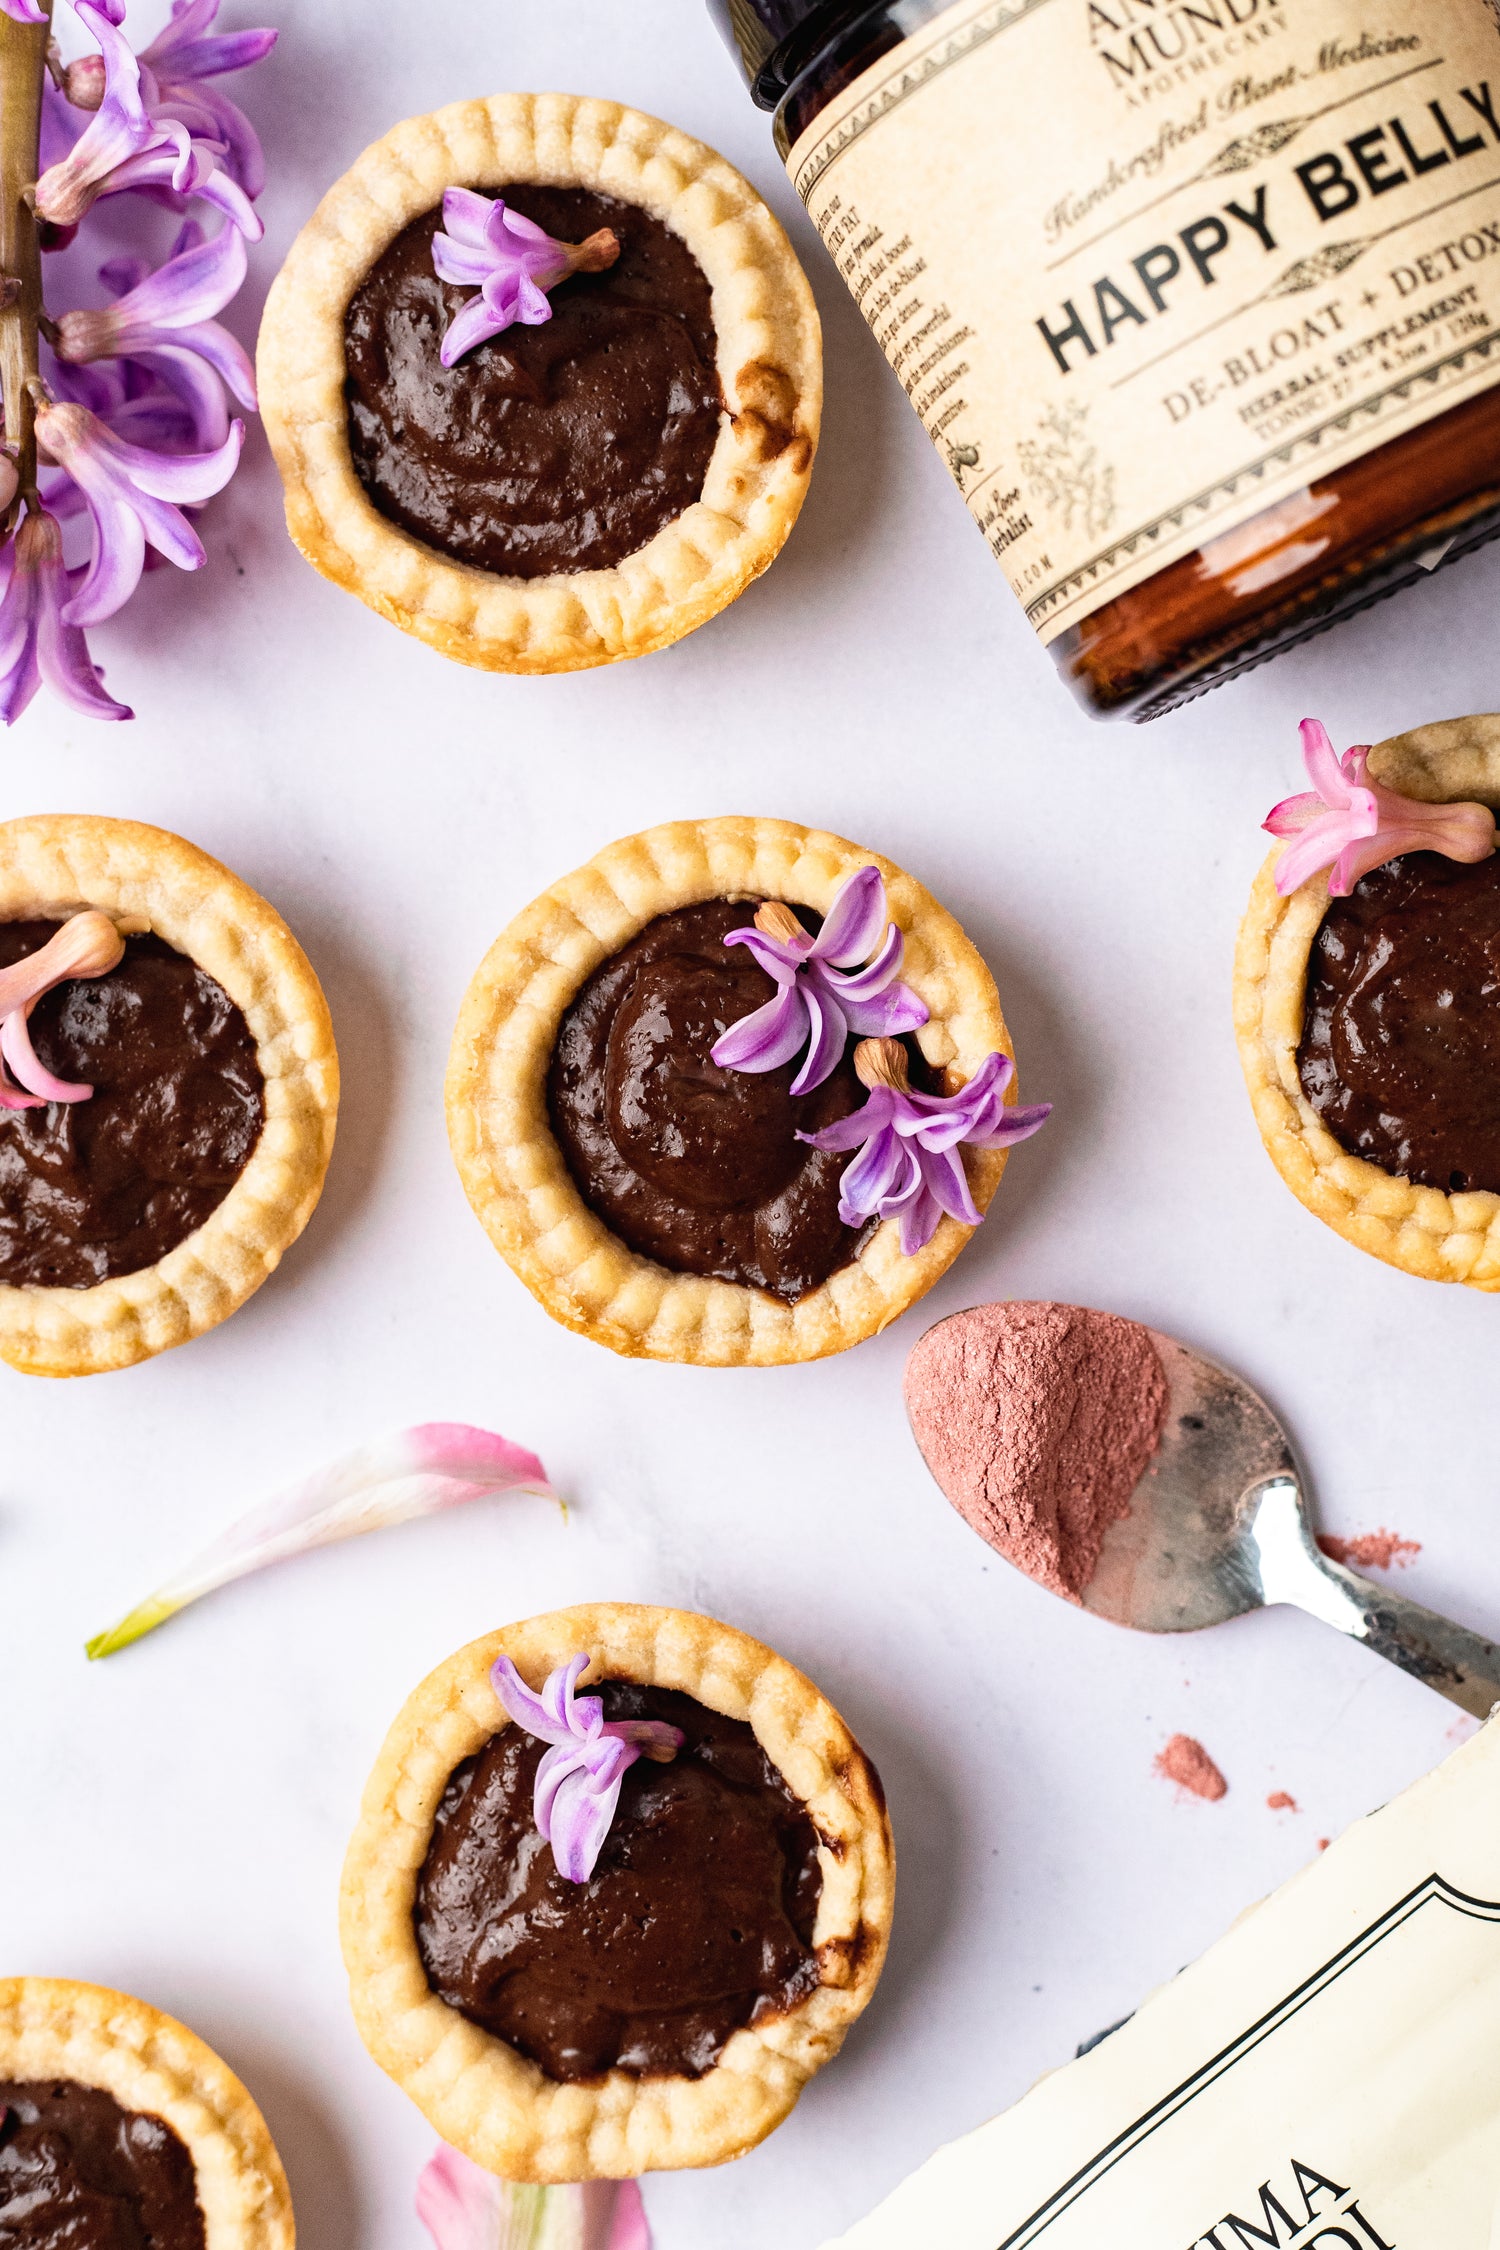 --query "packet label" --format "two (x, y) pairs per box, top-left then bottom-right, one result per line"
(787, 0), (1500, 642)
(824, 1721), (1500, 2246)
